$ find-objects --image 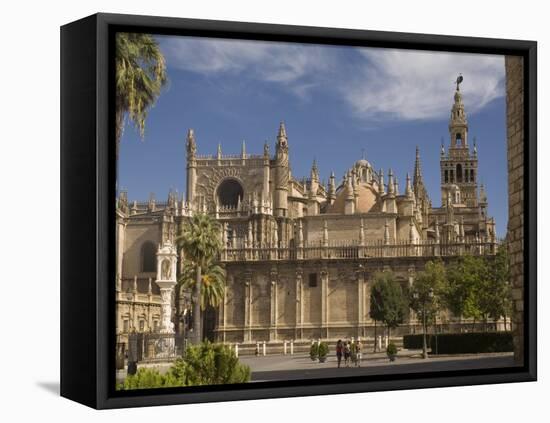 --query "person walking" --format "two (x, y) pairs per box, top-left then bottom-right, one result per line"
(344, 341), (351, 367)
(336, 339), (343, 368)
(355, 339), (362, 367)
